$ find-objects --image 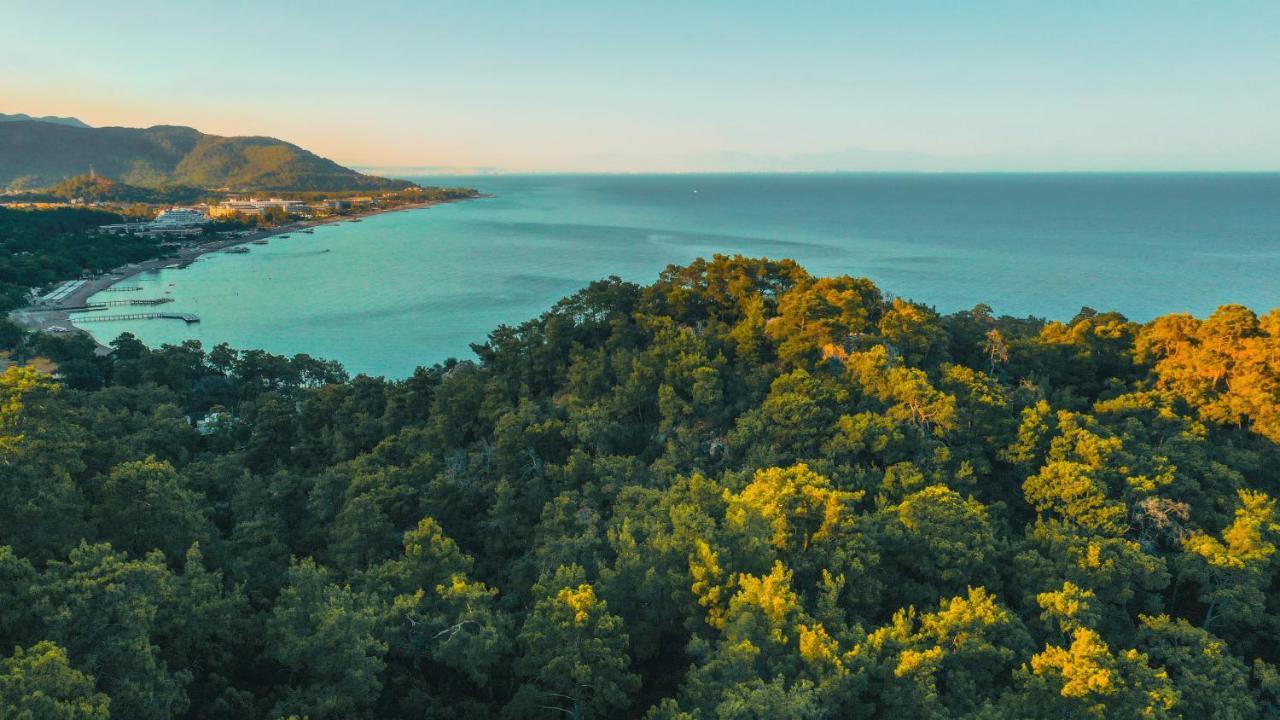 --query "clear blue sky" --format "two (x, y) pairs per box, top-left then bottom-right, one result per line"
(3, 0), (1278, 171)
